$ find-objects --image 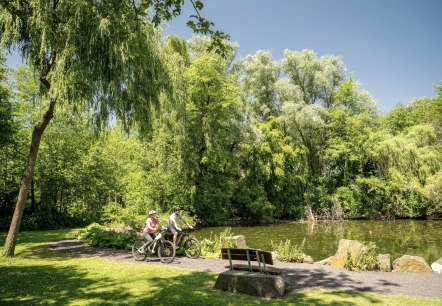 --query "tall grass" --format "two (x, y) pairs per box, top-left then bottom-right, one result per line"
(201, 228), (238, 258)
(271, 238), (306, 263)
